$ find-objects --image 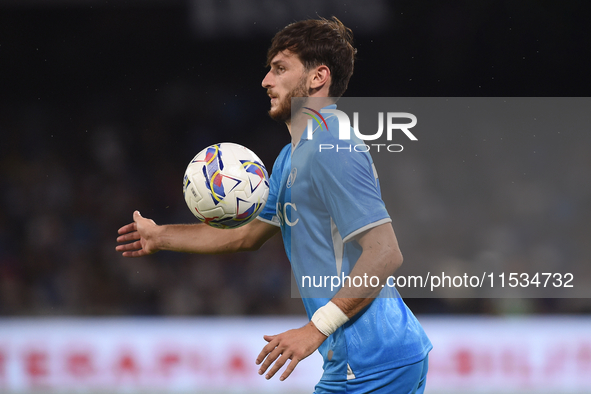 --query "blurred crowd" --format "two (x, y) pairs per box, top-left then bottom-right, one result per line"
(1, 3), (589, 317)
